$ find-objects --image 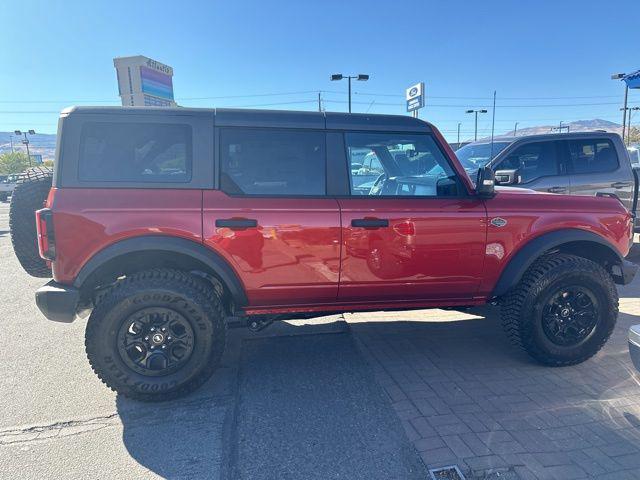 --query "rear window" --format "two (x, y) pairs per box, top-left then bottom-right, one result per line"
(568, 139), (618, 174)
(220, 128), (325, 196)
(79, 122), (192, 182)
